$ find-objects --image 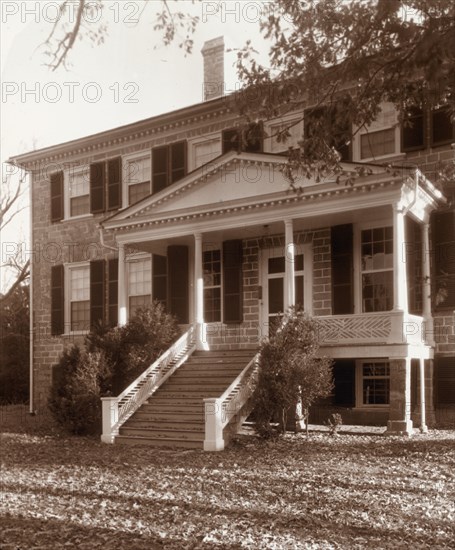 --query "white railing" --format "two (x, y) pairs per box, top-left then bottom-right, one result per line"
(101, 325), (196, 443)
(203, 352), (260, 451)
(316, 311), (428, 346)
